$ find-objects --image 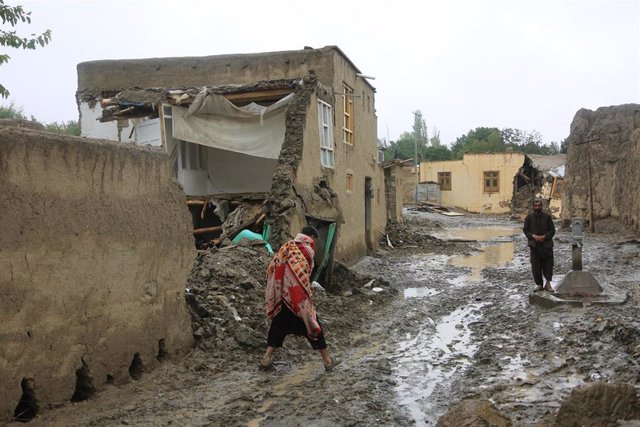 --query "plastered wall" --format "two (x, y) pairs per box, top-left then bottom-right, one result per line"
(0, 127), (194, 420)
(421, 153), (525, 214)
